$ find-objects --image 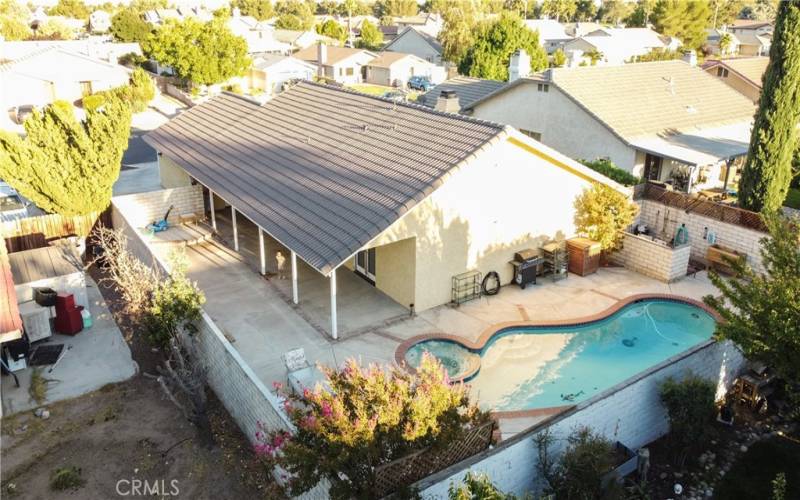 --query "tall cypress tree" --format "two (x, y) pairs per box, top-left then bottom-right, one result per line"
(738, 0), (800, 213)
